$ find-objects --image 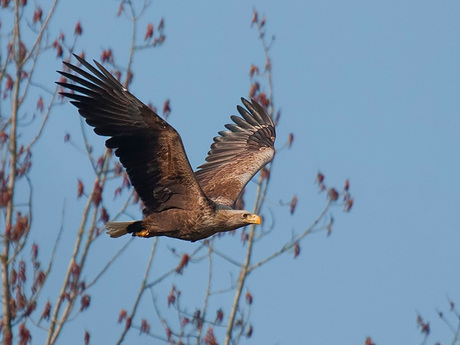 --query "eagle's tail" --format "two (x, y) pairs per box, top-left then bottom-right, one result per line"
(106, 221), (142, 238)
